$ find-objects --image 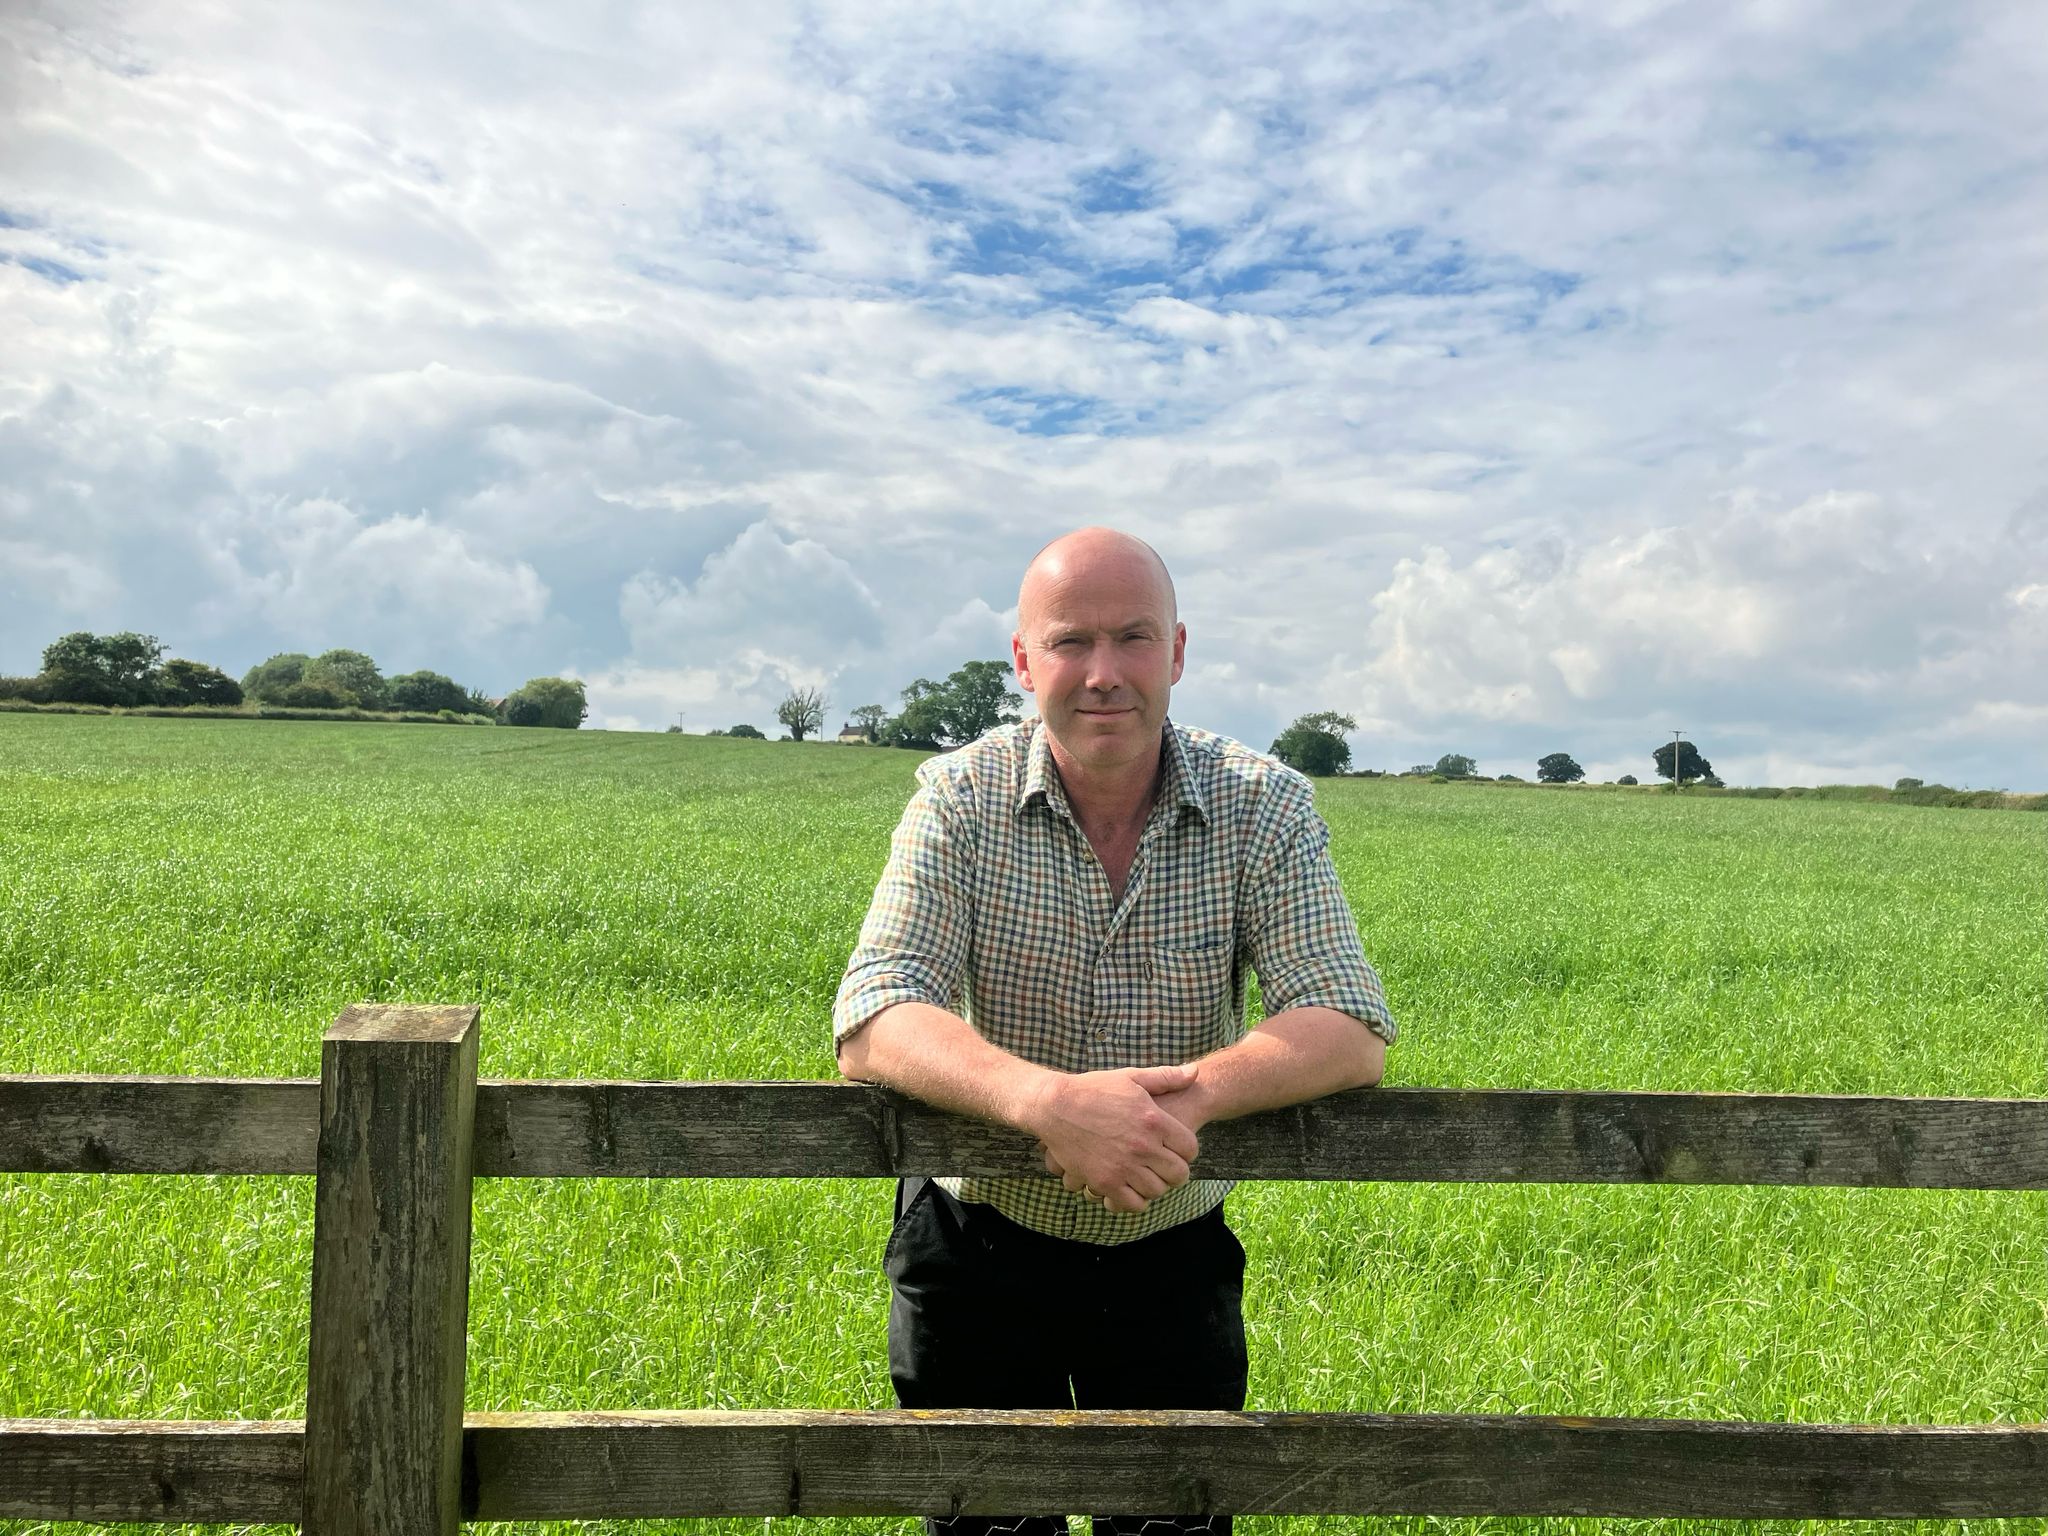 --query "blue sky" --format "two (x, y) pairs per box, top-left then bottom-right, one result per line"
(2, 0), (2044, 786)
